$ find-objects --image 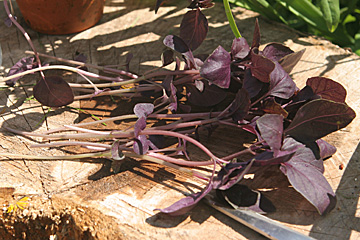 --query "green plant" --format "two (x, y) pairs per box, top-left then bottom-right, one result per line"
(229, 0), (360, 55)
